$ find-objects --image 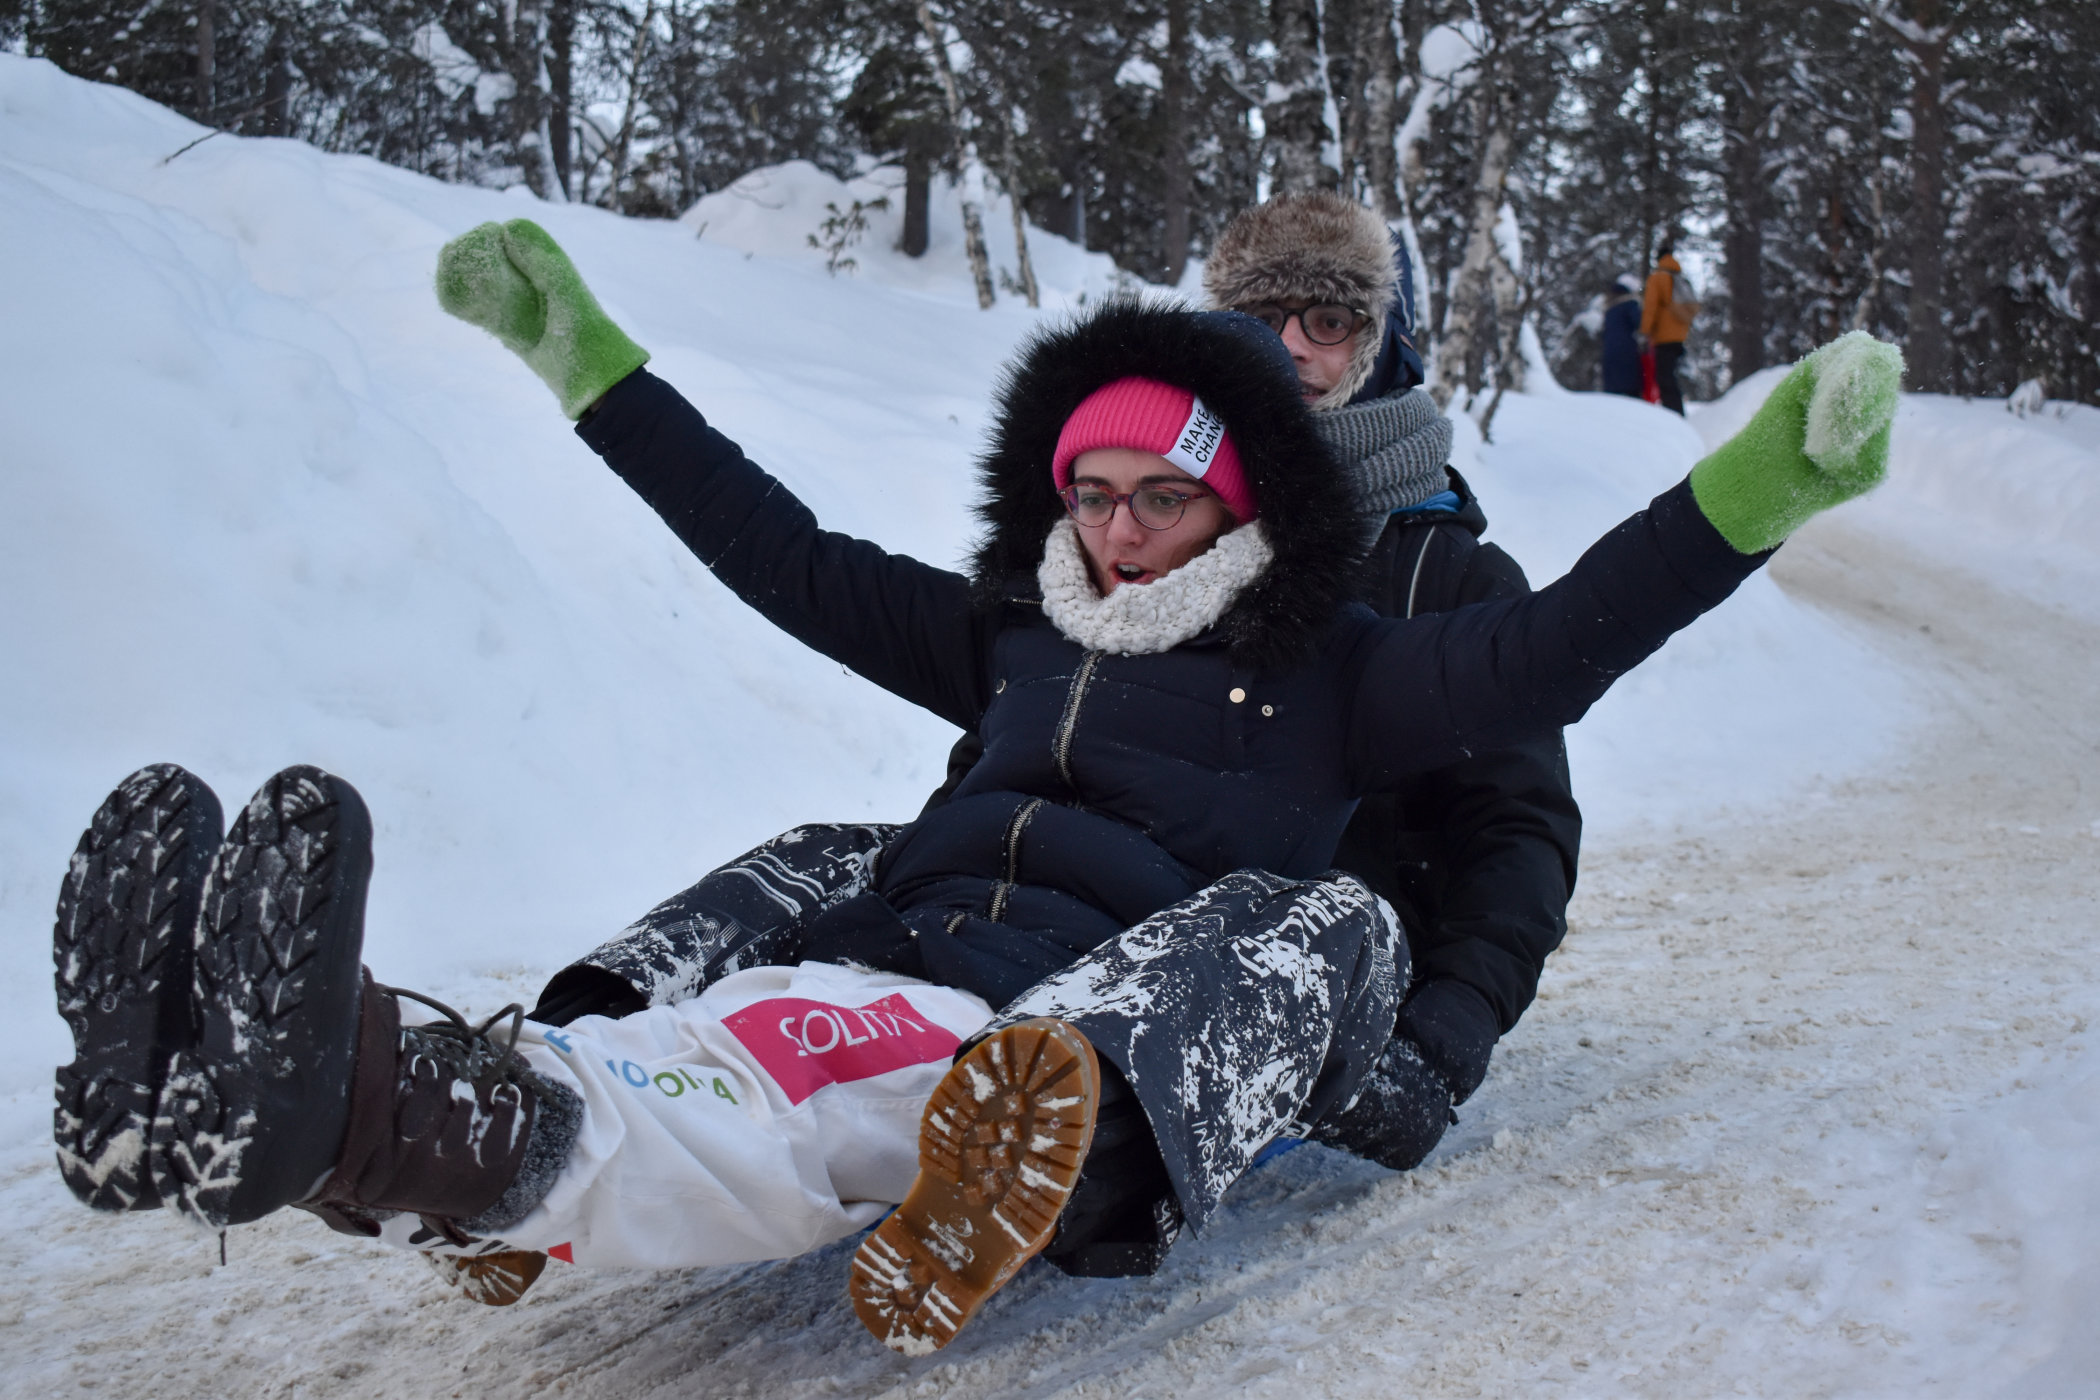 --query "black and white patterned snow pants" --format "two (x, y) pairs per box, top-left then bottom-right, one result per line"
(533, 823), (899, 1021)
(538, 834), (1405, 1262)
(989, 869), (1404, 1236)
